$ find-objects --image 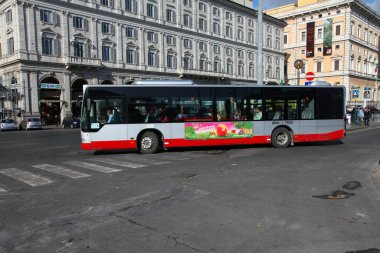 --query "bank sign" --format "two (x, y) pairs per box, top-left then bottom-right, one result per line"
(40, 83), (62, 89)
